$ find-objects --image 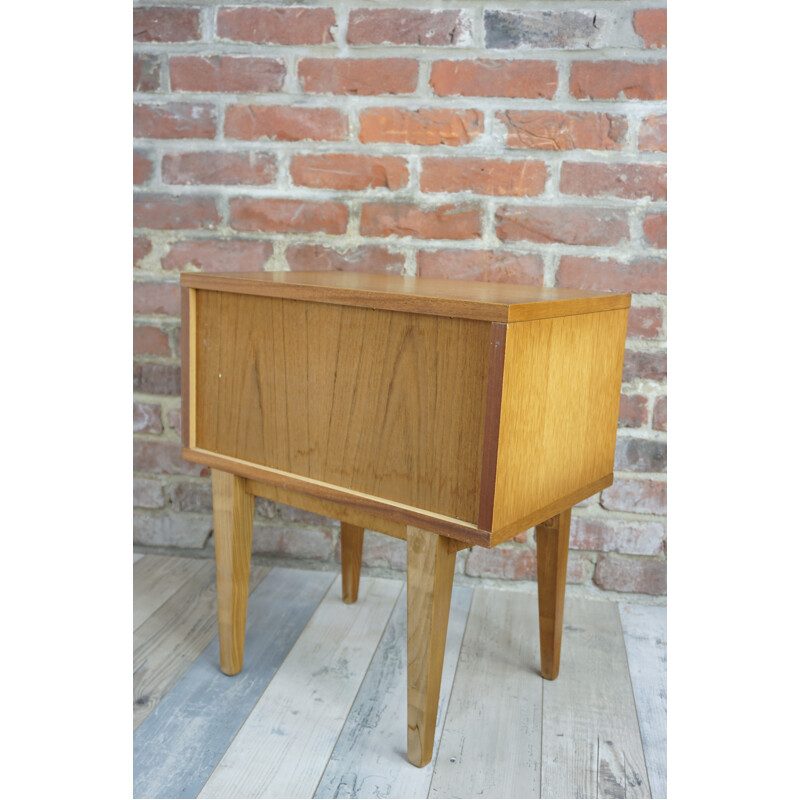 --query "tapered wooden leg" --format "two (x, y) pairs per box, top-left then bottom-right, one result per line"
(535, 508), (572, 680)
(406, 526), (456, 768)
(211, 469), (254, 676)
(340, 522), (364, 604)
